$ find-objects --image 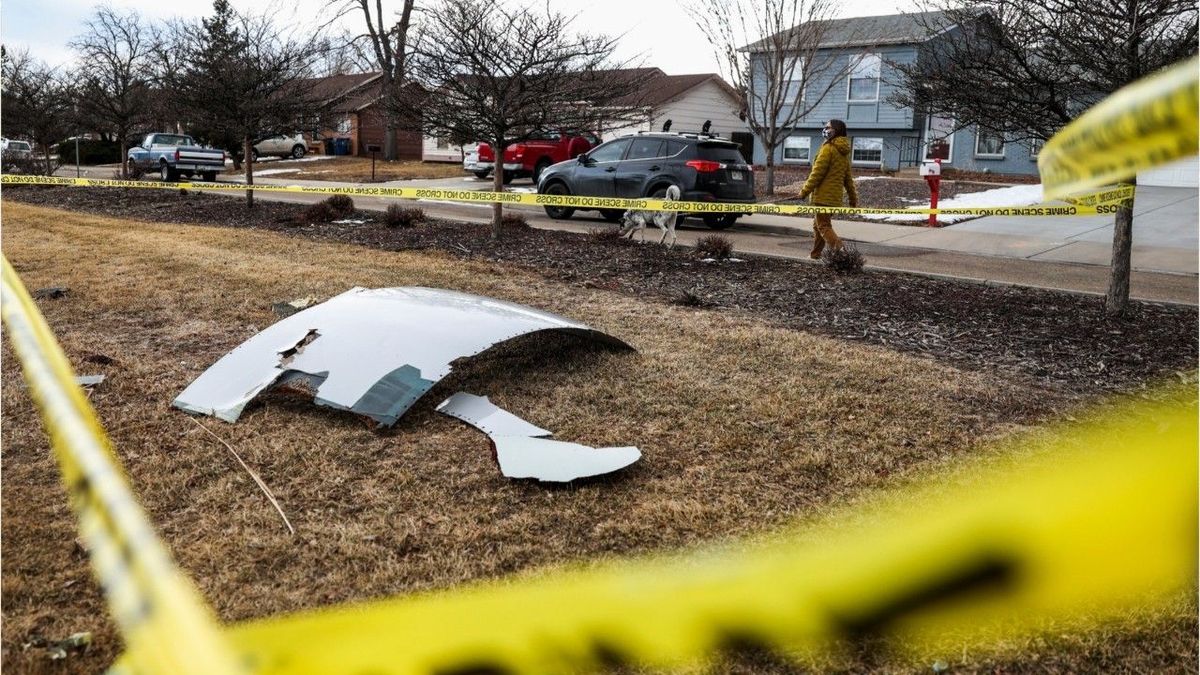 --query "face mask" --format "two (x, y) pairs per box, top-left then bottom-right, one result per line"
(822, 128), (833, 140)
